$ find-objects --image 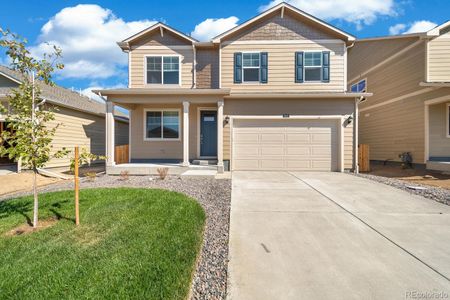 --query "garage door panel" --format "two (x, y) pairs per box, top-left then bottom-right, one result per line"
(285, 133), (310, 143)
(234, 132), (259, 143)
(260, 133), (284, 143)
(234, 145), (259, 157)
(233, 119), (339, 171)
(260, 146), (284, 156)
